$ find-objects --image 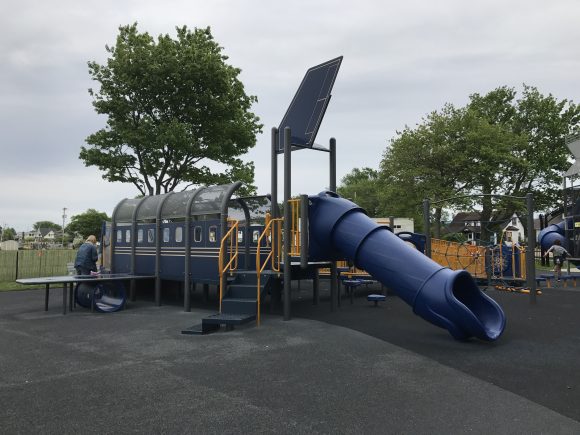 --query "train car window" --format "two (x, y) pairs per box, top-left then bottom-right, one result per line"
(175, 227), (183, 243)
(117, 230), (122, 243)
(238, 230), (244, 243)
(147, 229), (155, 243)
(209, 226), (217, 243)
(194, 226), (202, 243)
(125, 230), (131, 243)
(138, 229), (144, 243)
(253, 230), (260, 243)
(163, 228), (170, 243)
